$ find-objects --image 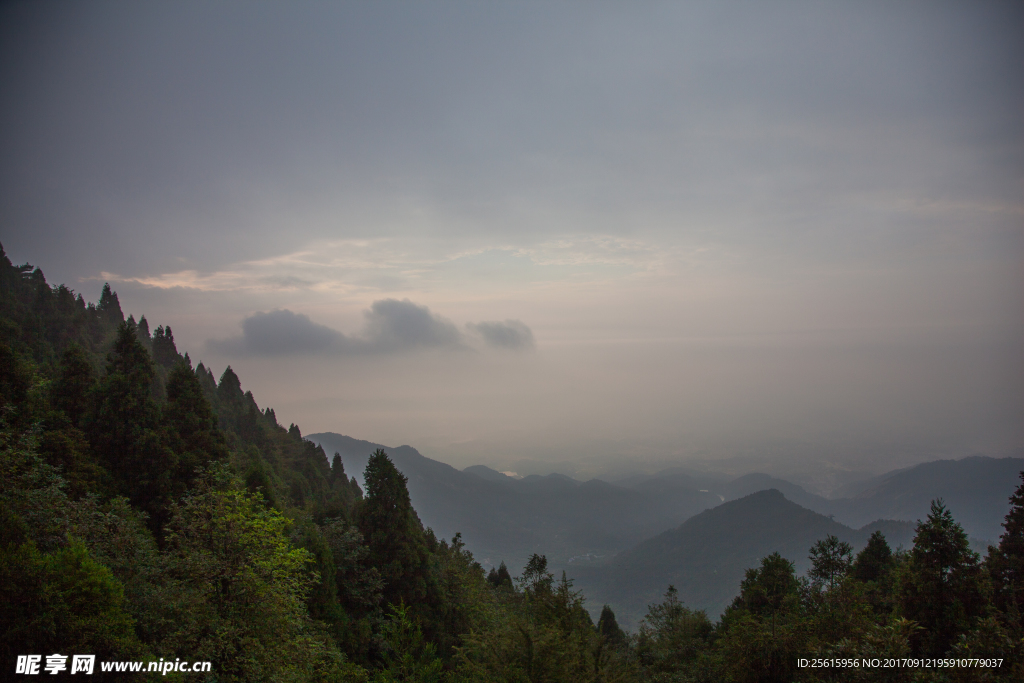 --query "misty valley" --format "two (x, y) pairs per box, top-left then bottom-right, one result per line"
(3, 250), (1023, 682)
